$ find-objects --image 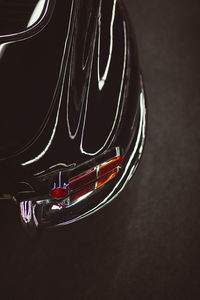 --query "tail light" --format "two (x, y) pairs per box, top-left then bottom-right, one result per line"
(69, 168), (96, 192)
(98, 156), (124, 177)
(51, 188), (68, 199)
(97, 168), (119, 189)
(50, 156), (124, 205)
